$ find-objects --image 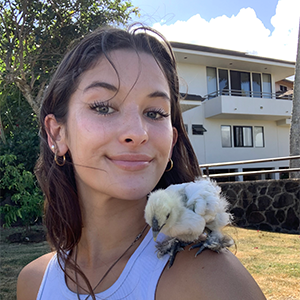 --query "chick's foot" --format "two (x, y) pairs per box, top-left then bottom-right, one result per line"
(156, 237), (191, 268)
(190, 233), (234, 256)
